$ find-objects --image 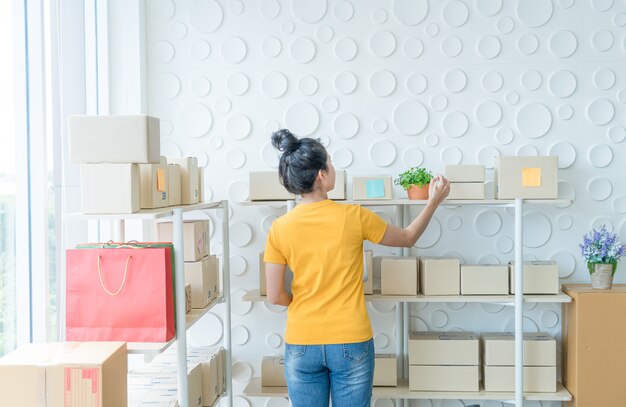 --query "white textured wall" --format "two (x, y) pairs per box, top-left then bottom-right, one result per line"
(145, 1), (626, 406)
